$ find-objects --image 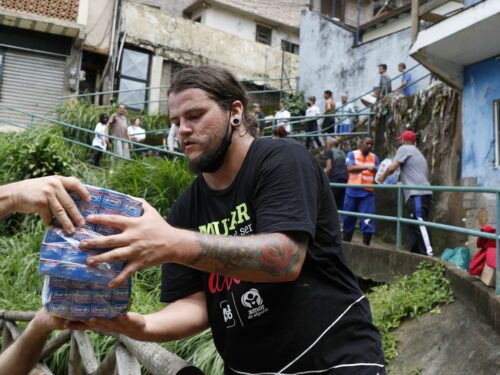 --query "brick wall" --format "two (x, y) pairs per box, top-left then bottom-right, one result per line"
(0, 0), (79, 22)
